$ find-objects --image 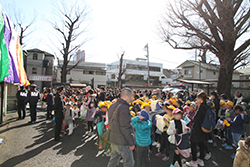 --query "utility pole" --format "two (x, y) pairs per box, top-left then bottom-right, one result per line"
(144, 44), (150, 86)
